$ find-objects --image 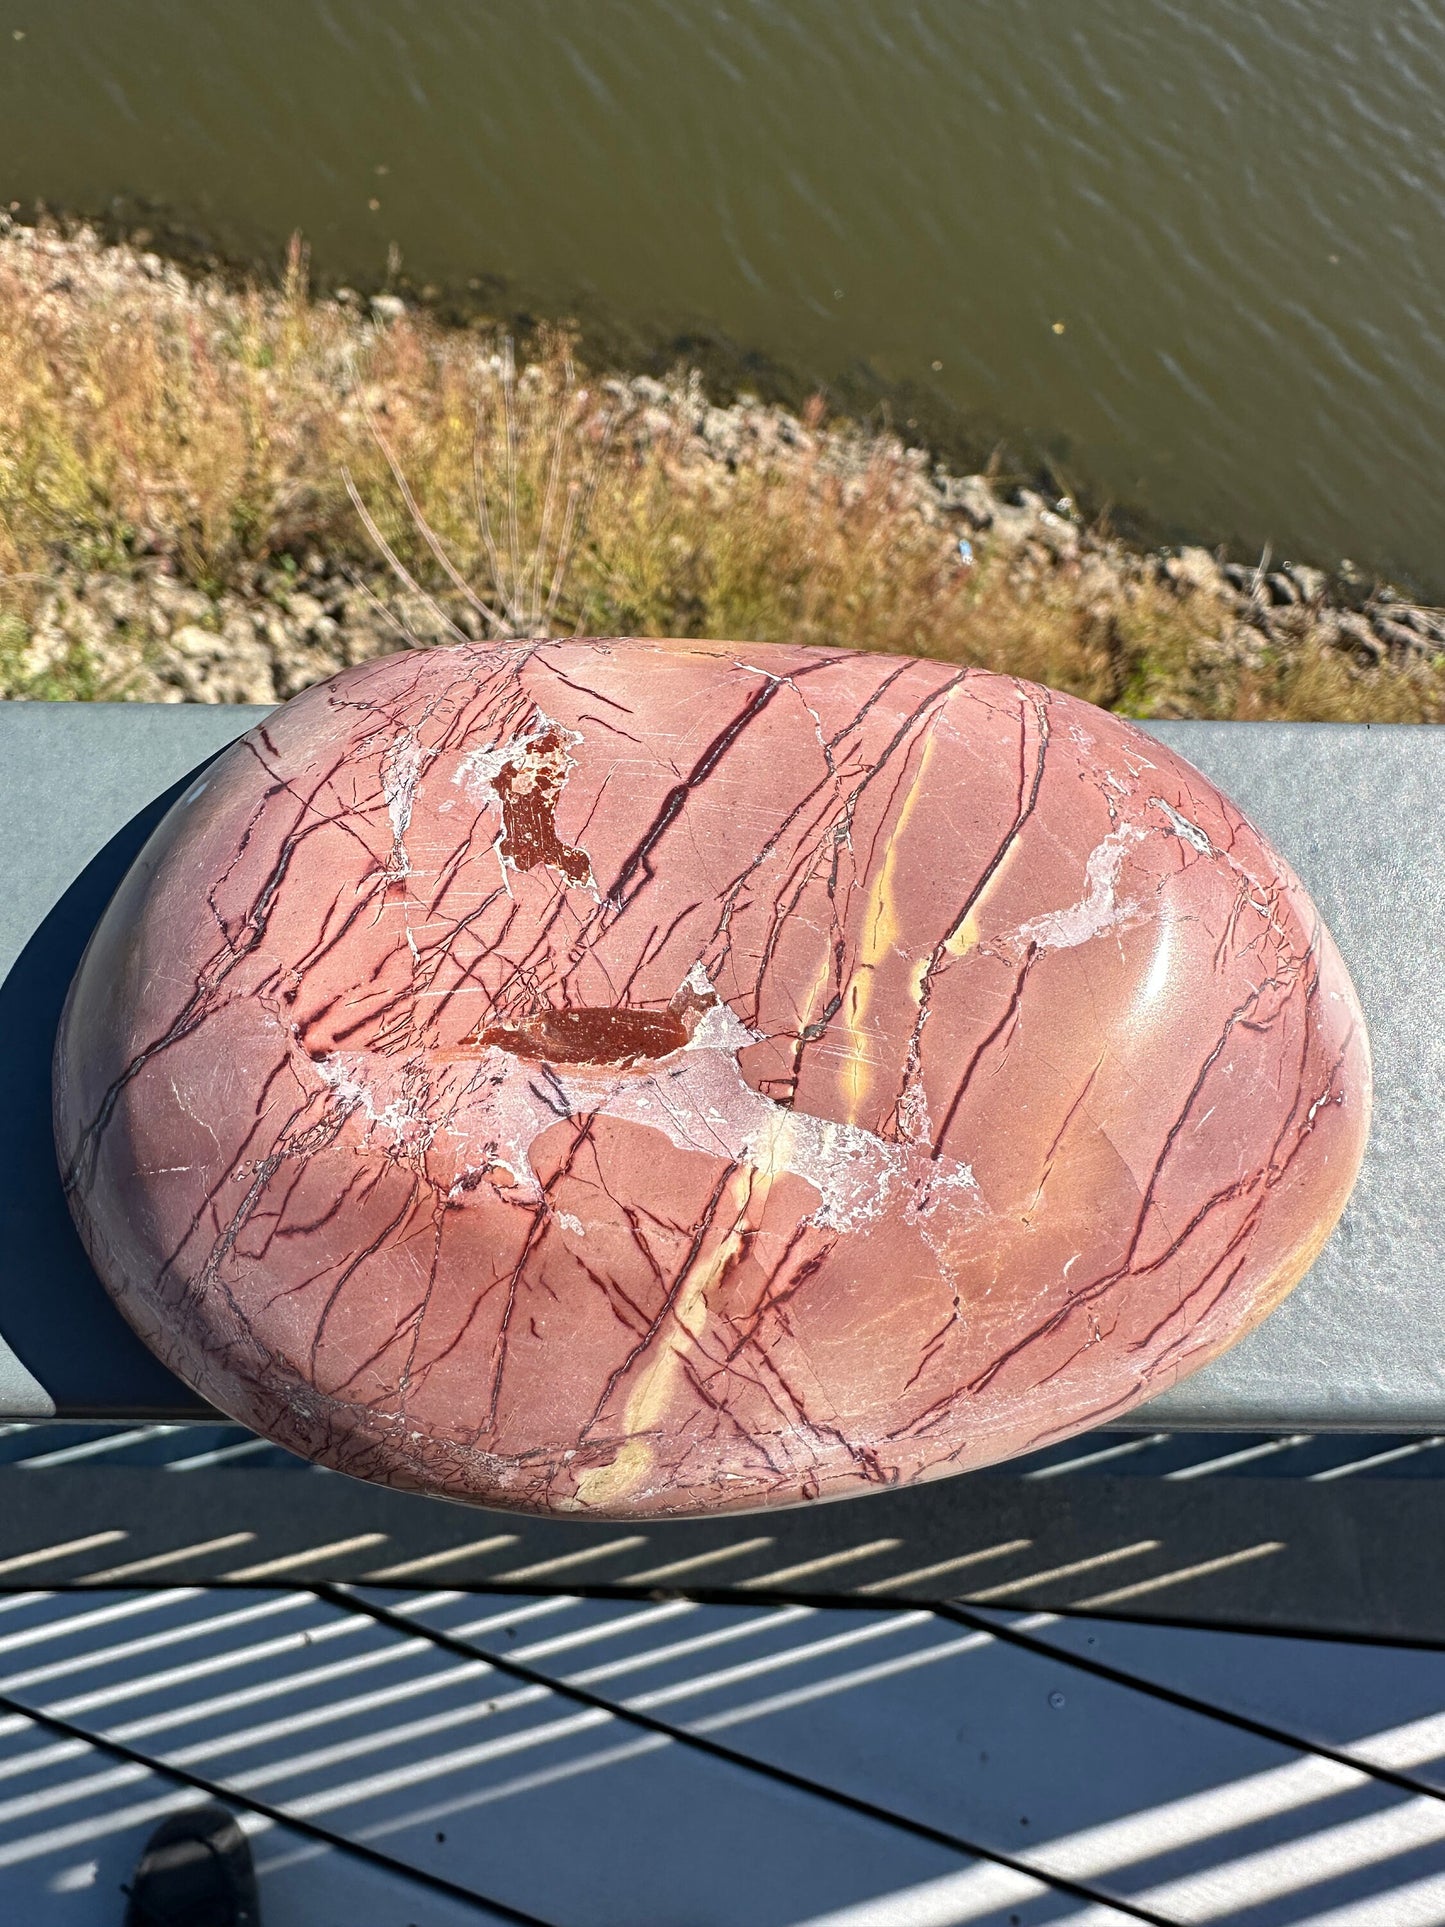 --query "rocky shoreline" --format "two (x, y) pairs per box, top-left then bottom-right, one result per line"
(3, 215), (1442, 714)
